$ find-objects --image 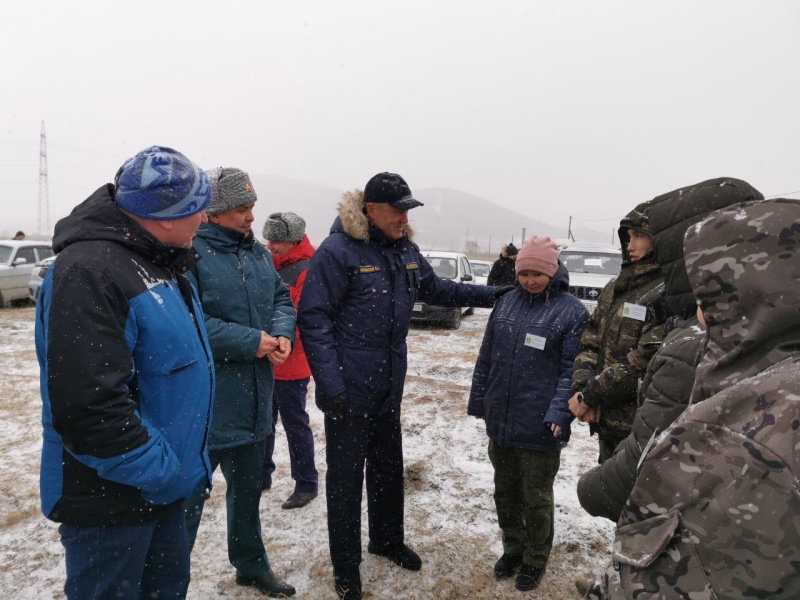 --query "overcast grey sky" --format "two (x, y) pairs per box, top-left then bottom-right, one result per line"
(1, 0), (798, 239)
